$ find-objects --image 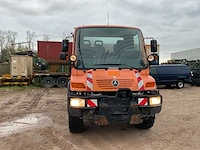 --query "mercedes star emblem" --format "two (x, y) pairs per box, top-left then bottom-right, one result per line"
(111, 80), (119, 87)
